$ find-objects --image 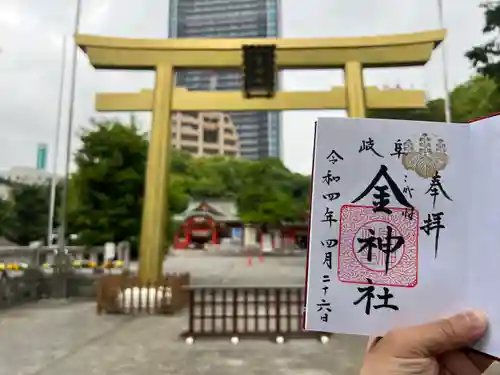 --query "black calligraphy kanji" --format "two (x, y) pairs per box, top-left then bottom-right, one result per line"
(402, 207), (415, 221)
(322, 286), (329, 295)
(357, 226), (404, 274)
(351, 165), (413, 214)
(322, 170), (340, 185)
(326, 150), (344, 164)
(322, 275), (331, 283)
(420, 212), (445, 258)
(322, 192), (340, 201)
(353, 278), (399, 316)
(403, 186), (414, 198)
(320, 314), (328, 322)
(317, 299), (332, 313)
(359, 137), (384, 158)
(323, 251), (332, 269)
(321, 207), (337, 227)
(321, 239), (338, 248)
(403, 174), (414, 199)
(425, 173), (452, 209)
(390, 139), (405, 158)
